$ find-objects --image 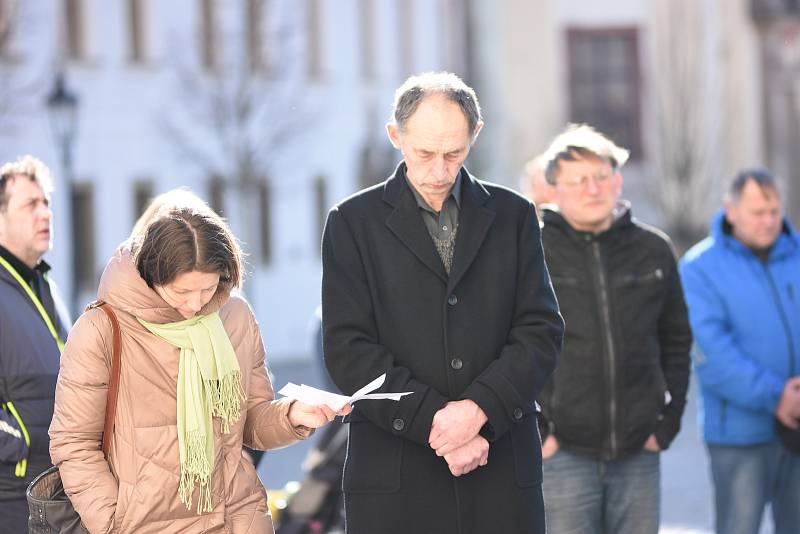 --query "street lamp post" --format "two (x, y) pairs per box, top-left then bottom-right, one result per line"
(45, 73), (79, 313)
